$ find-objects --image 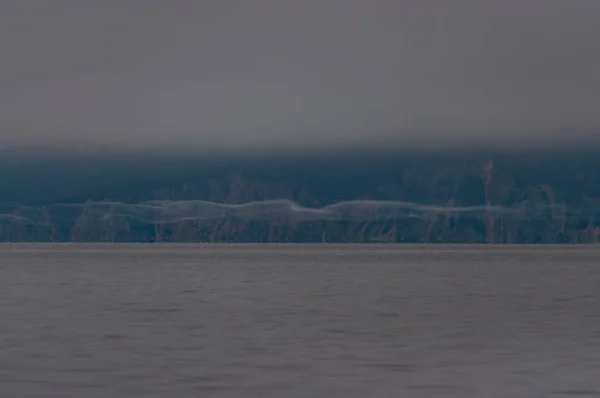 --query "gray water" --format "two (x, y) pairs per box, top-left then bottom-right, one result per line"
(0, 244), (599, 398)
